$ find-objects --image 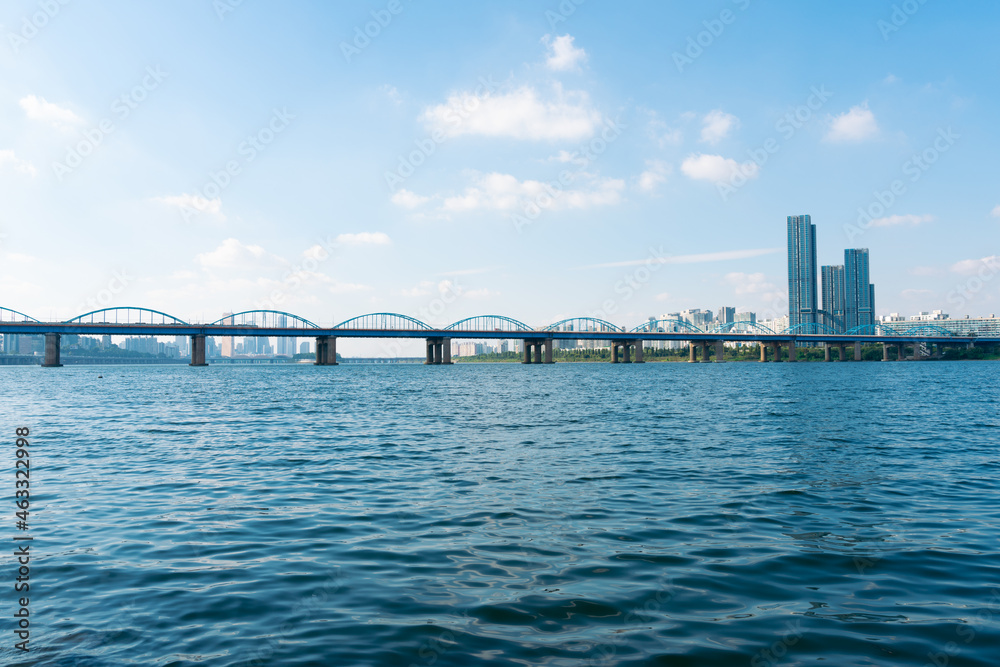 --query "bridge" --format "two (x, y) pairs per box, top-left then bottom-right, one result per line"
(0, 307), (995, 367)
